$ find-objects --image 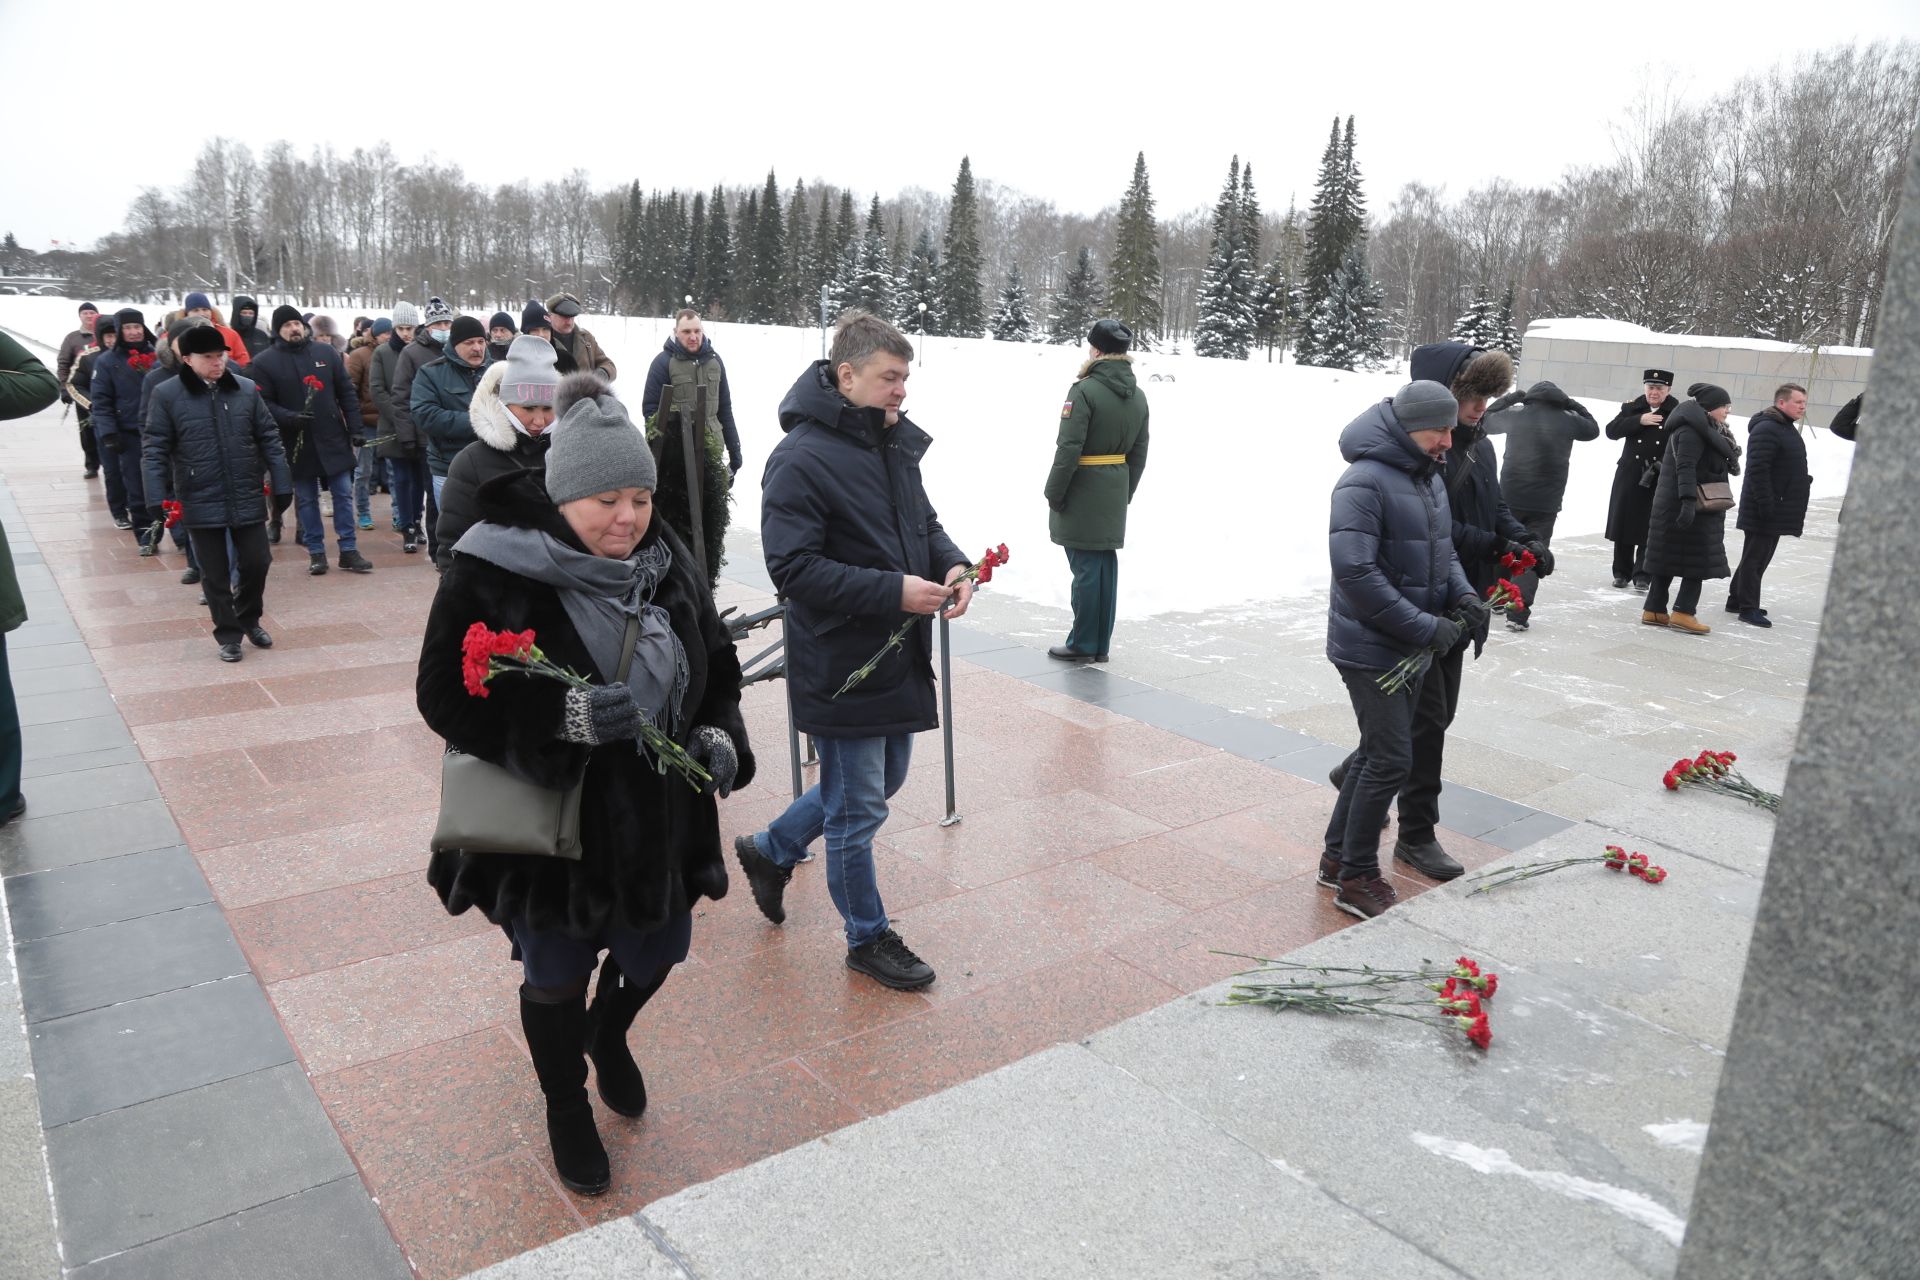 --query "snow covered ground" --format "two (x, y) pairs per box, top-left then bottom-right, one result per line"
(1, 296), (1856, 619)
